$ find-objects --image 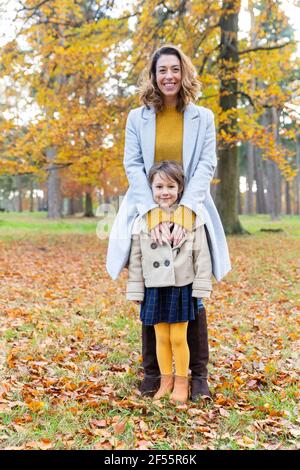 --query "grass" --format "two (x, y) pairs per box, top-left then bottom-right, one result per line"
(0, 211), (299, 239)
(0, 212), (299, 450)
(239, 214), (300, 237)
(0, 211), (100, 240)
